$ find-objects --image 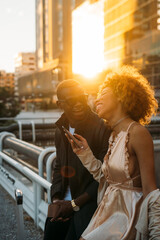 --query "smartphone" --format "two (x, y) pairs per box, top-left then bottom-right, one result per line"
(62, 126), (82, 148)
